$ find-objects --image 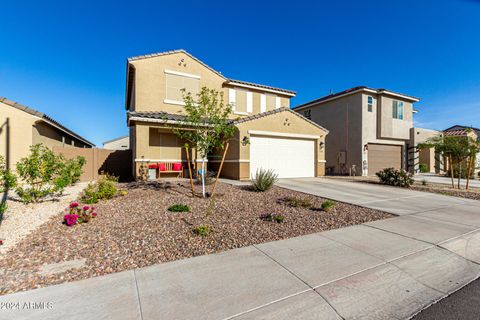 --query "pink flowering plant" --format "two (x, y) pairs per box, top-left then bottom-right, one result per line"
(63, 202), (97, 226)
